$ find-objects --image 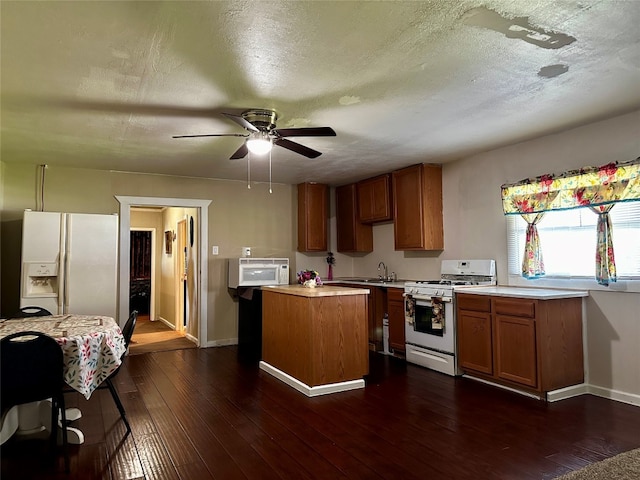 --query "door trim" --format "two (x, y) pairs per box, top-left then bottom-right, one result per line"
(116, 196), (211, 347)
